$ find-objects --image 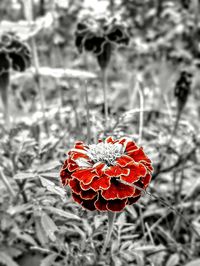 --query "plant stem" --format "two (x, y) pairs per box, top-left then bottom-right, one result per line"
(101, 211), (116, 256)
(84, 80), (91, 144)
(102, 68), (108, 131)
(138, 81), (144, 145)
(0, 72), (10, 129)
